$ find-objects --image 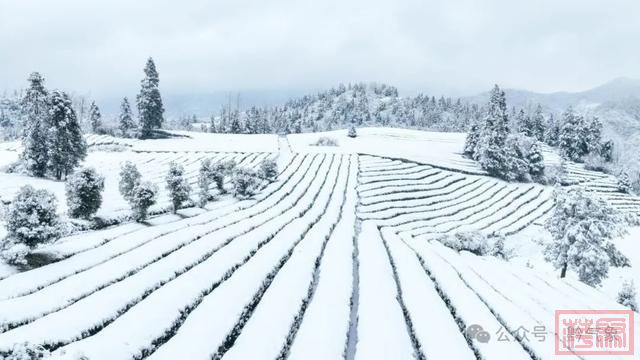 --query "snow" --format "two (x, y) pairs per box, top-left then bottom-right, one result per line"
(0, 128), (638, 359)
(46, 155), (337, 358)
(354, 221), (415, 360)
